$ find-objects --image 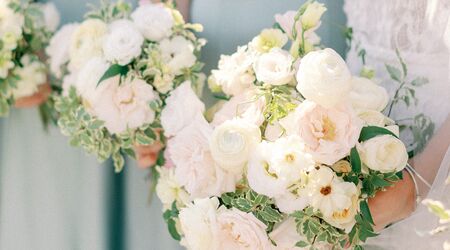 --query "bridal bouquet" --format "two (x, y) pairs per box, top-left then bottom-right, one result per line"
(0, 0), (59, 116)
(51, 0), (205, 171)
(156, 2), (408, 249)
